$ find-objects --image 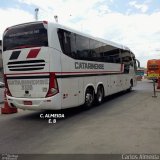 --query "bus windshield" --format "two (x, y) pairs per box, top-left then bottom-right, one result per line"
(148, 64), (159, 70)
(3, 23), (48, 51)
